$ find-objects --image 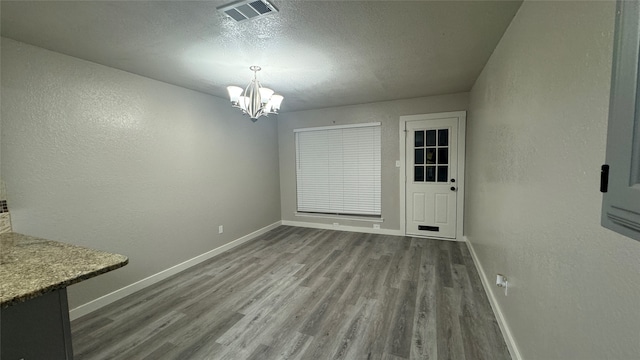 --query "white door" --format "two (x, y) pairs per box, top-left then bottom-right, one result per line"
(405, 116), (459, 239)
